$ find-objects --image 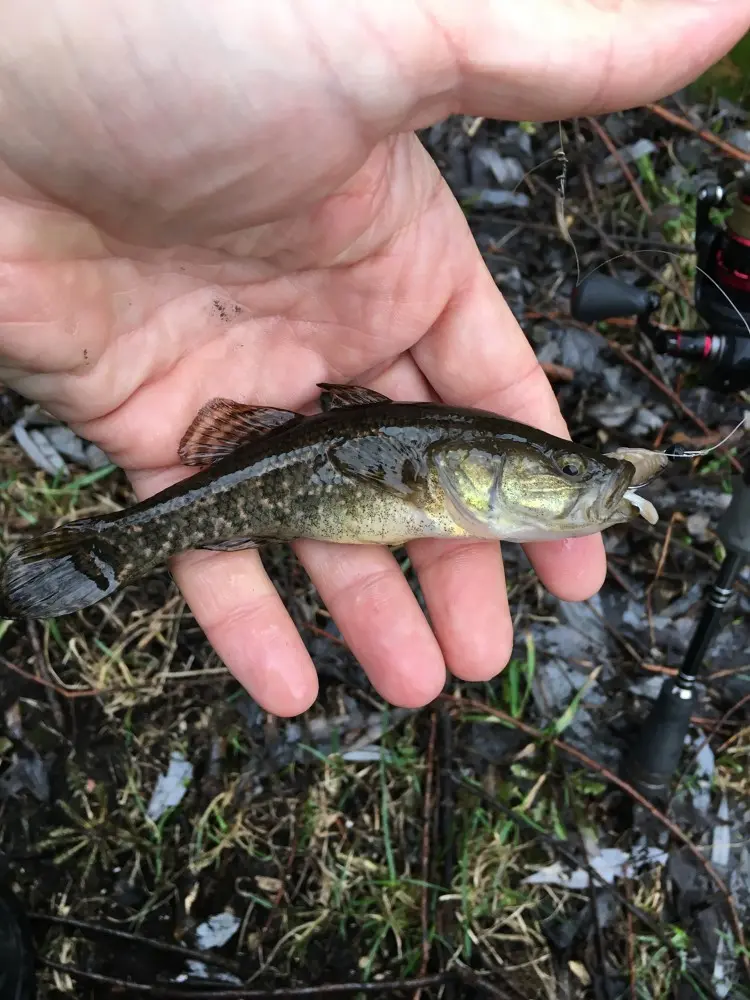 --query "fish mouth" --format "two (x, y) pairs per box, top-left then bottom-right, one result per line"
(598, 465), (633, 521)
(600, 465), (659, 526)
